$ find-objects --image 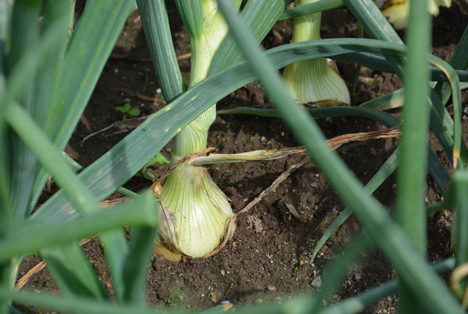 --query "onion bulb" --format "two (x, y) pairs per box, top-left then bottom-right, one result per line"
(375, 0), (452, 30)
(282, 0), (350, 106)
